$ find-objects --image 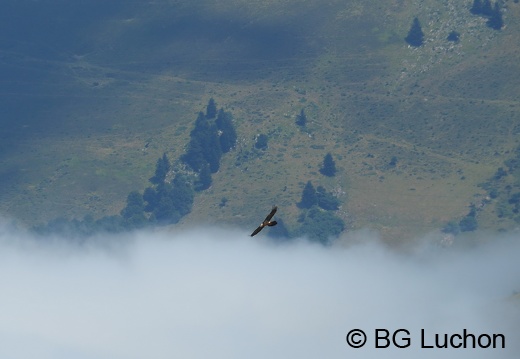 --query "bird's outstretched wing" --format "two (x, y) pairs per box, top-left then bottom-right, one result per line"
(264, 206), (278, 222)
(251, 206), (278, 237)
(251, 225), (263, 237)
